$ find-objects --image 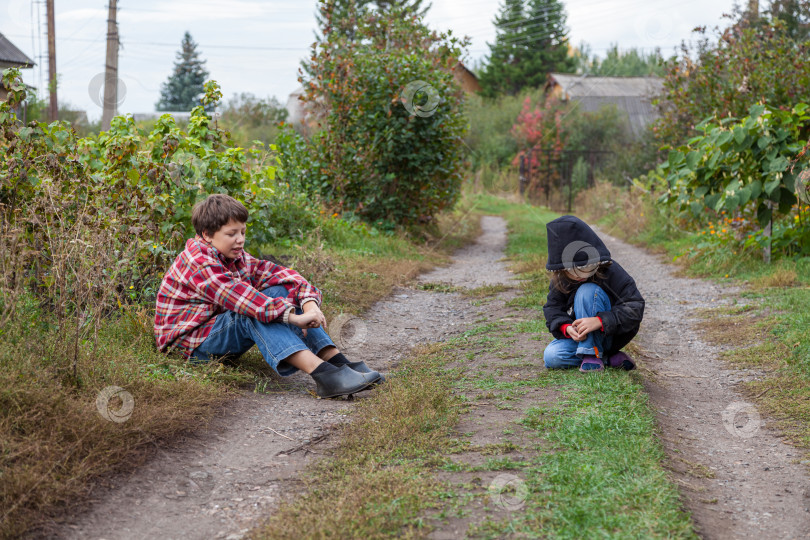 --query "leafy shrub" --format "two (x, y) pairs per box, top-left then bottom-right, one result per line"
(0, 68), (301, 322)
(659, 102), (810, 257)
(217, 92), (288, 147)
(465, 89), (542, 171)
(656, 18), (810, 147)
(274, 125), (317, 195)
(299, 2), (469, 228)
(660, 103), (807, 221)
